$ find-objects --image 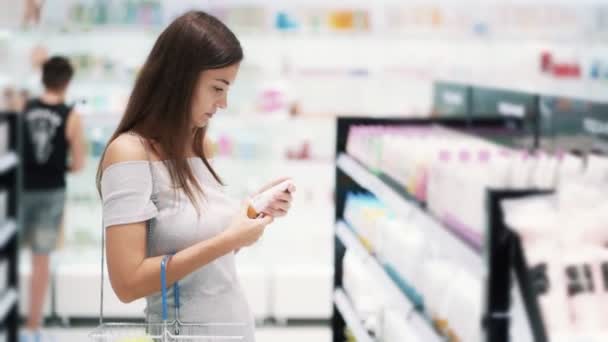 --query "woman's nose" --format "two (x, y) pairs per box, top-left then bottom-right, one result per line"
(217, 94), (227, 109)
